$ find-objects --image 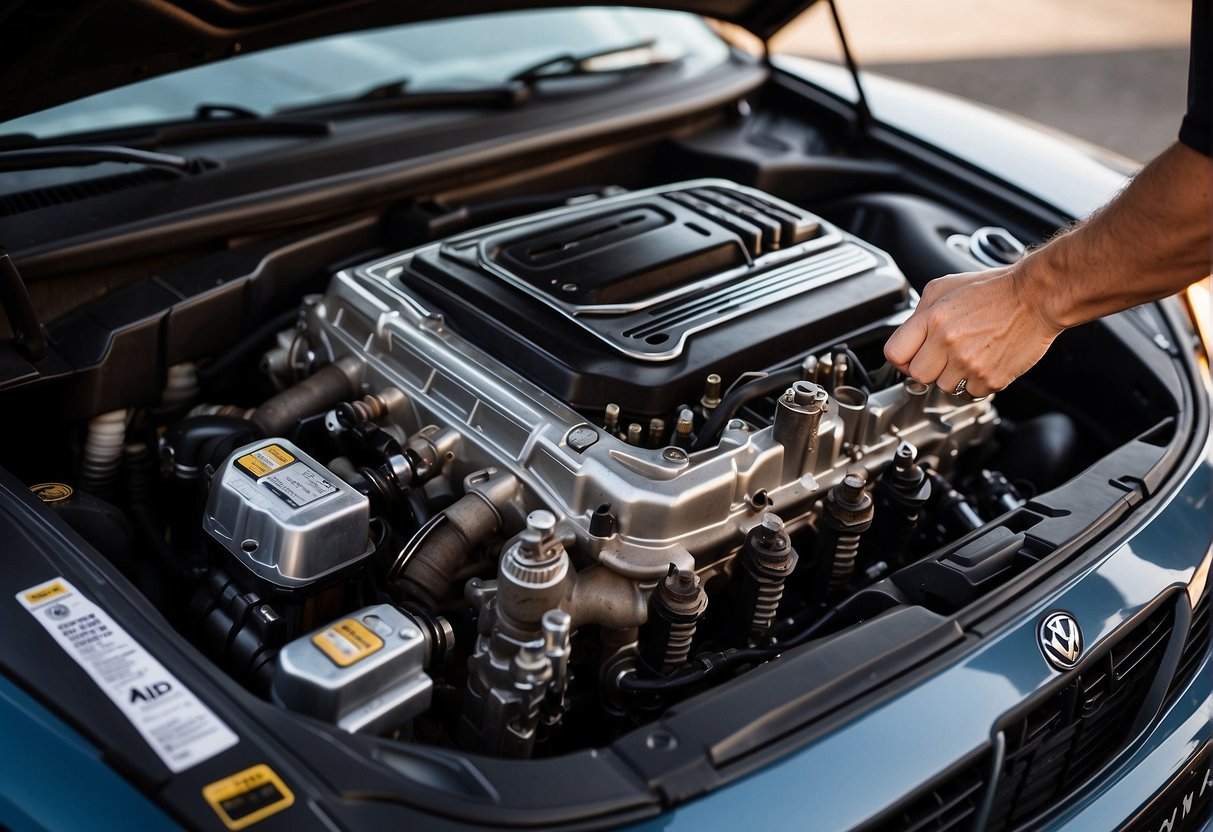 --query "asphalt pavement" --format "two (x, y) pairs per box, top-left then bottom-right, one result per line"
(771, 0), (1192, 163)
(867, 48), (1189, 164)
